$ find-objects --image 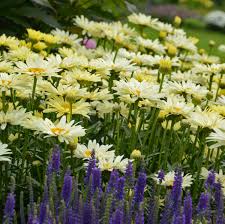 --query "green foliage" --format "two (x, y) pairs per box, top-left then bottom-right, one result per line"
(0, 0), (138, 36)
